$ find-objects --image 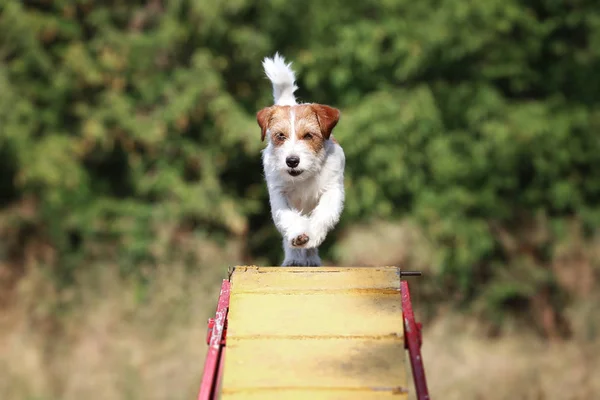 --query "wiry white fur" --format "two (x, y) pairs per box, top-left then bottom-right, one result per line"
(261, 54), (345, 266)
(262, 53), (298, 106)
